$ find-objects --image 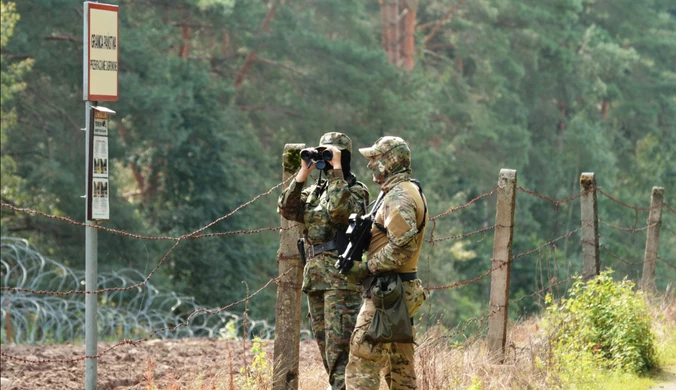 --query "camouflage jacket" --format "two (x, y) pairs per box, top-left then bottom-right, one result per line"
(365, 172), (427, 275)
(278, 169), (369, 291)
